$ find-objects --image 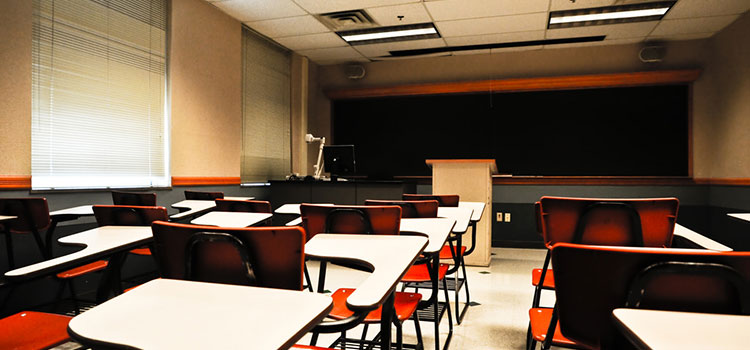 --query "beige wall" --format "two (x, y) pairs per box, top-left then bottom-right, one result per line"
(169, 0), (242, 177)
(311, 36), (727, 177)
(695, 13), (750, 178)
(0, 0), (32, 176)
